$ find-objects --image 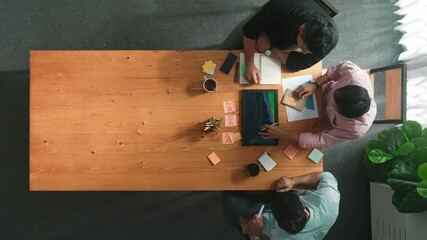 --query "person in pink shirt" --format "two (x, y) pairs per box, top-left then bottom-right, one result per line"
(259, 61), (377, 149)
